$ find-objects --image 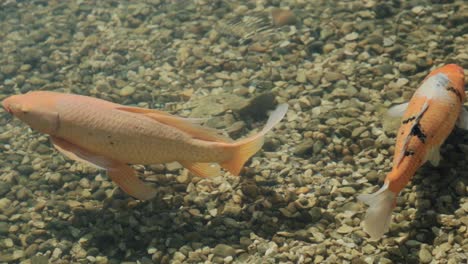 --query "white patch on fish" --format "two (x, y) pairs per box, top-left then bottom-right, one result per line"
(415, 73), (451, 101)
